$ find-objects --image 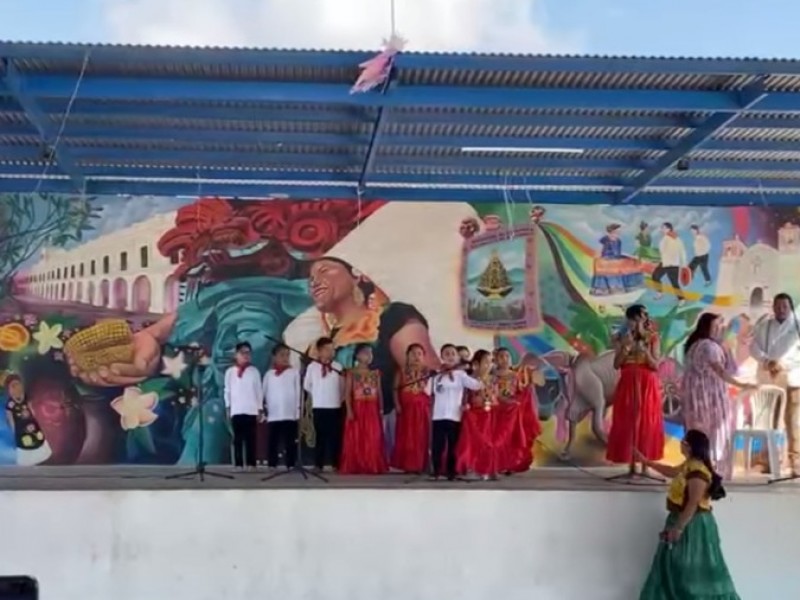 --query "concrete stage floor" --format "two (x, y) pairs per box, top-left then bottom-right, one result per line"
(0, 464), (797, 493)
